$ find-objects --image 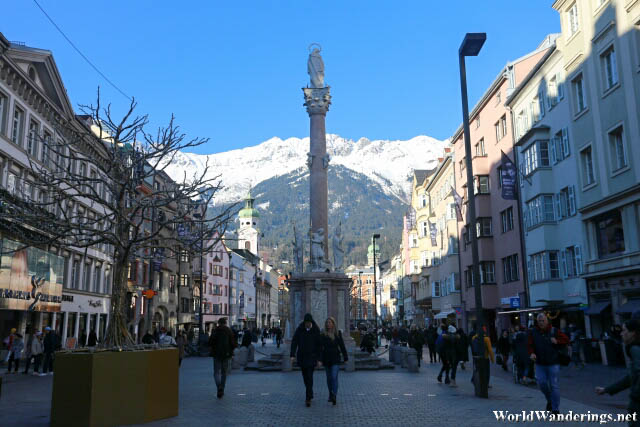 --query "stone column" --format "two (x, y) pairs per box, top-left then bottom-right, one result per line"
(61, 312), (69, 344)
(73, 311), (80, 338)
(303, 87), (331, 259)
